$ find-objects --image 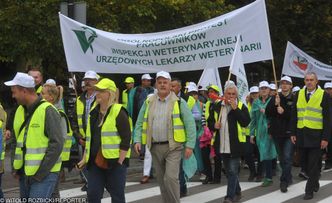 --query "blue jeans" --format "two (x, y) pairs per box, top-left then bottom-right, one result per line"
(0, 173), (3, 199)
(223, 155), (241, 200)
(274, 137), (293, 184)
(87, 163), (127, 203)
(26, 172), (59, 201)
